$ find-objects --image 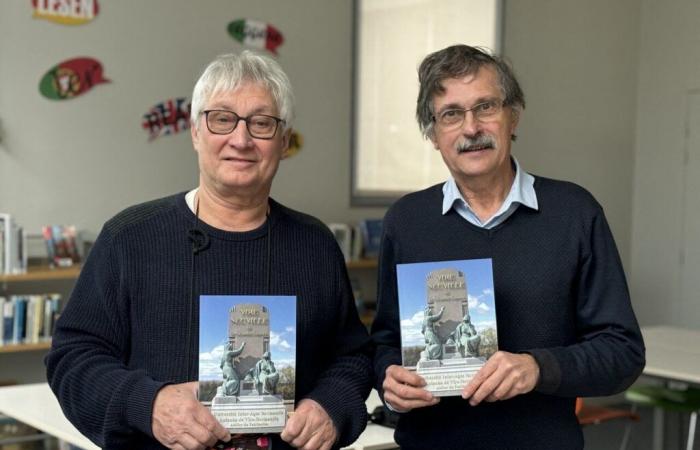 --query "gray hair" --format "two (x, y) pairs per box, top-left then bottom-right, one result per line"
(416, 45), (525, 139)
(191, 50), (295, 130)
